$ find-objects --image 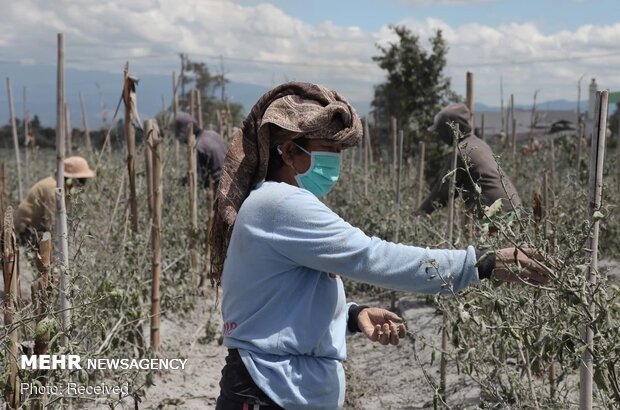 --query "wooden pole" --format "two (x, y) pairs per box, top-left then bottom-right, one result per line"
(144, 123), (153, 217)
(196, 89), (203, 130)
(363, 118), (369, 197)
(23, 86), (30, 188)
(123, 62), (138, 233)
(617, 112), (620, 190)
(3, 207), (20, 408)
(416, 141), (425, 208)
(466, 71), (474, 128)
(147, 119), (162, 352)
(394, 130), (404, 238)
(0, 163), (5, 219)
(79, 91), (93, 153)
(172, 71), (180, 161)
(580, 90), (608, 410)
(65, 102), (73, 156)
(440, 133), (459, 400)
(509, 94), (515, 137)
(391, 117), (397, 180)
(190, 89), (196, 121)
(390, 130), (404, 311)
(55, 33), (71, 339)
(549, 137), (556, 183)
(480, 113), (485, 141)
(511, 117), (517, 159)
(577, 121), (584, 181)
(187, 123), (199, 283)
(500, 76), (505, 136)
(6, 77), (24, 201)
